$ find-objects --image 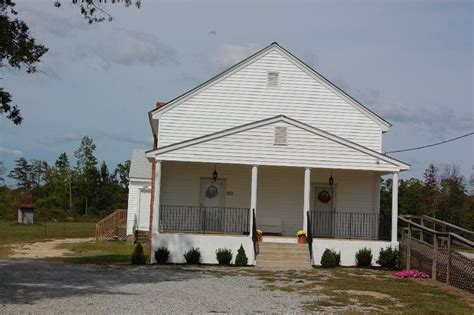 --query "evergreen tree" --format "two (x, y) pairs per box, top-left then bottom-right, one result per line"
(114, 160), (130, 189)
(8, 158), (32, 190)
(422, 163), (439, 218)
(74, 136), (99, 214)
